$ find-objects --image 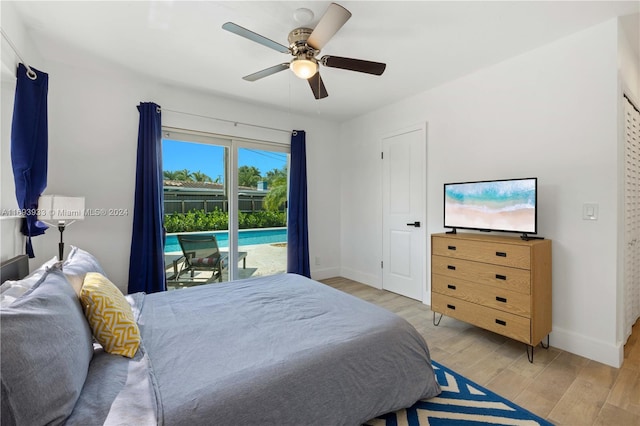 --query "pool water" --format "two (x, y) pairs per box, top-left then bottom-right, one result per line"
(165, 228), (287, 253)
